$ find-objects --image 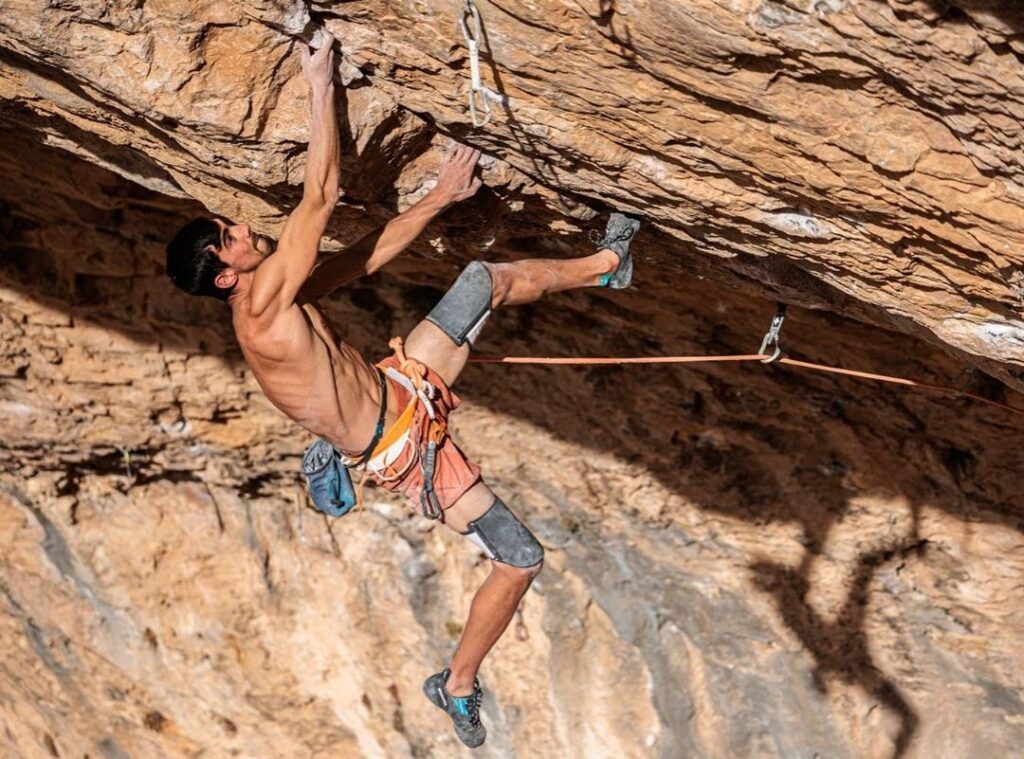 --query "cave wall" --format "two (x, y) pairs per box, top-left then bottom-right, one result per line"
(2, 2), (1024, 758)
(2, 0), (1024, 387)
